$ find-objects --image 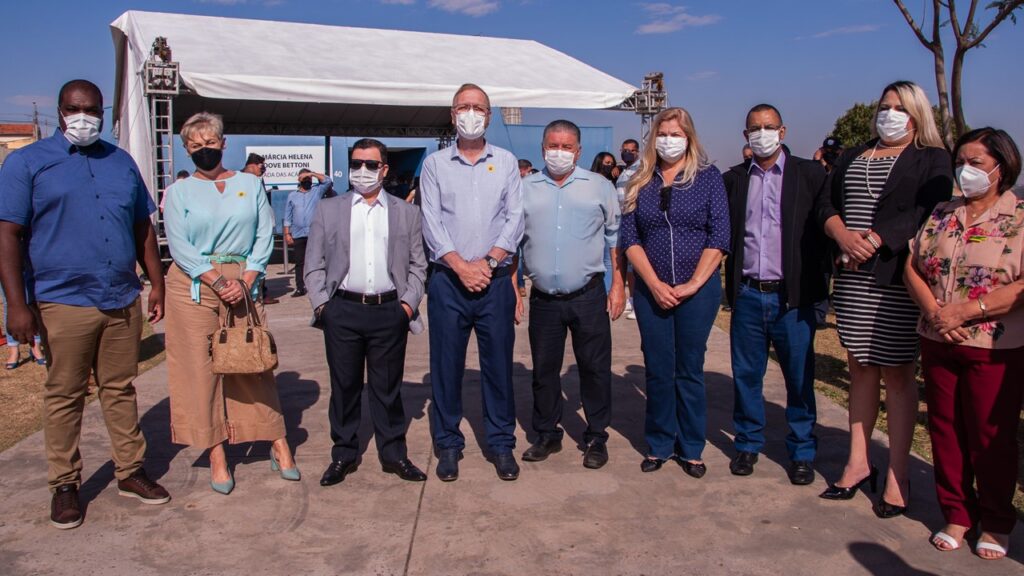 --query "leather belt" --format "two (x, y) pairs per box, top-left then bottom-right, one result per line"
(335, 289), (398, 305)
(741, 277), (783, 293)
(531, 274), (604, 301)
